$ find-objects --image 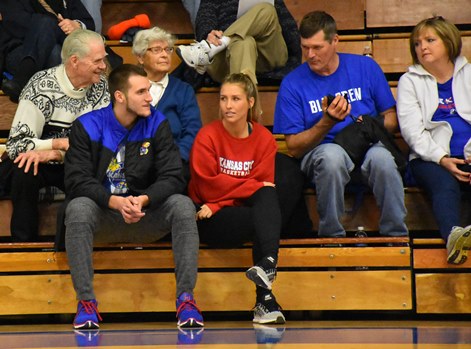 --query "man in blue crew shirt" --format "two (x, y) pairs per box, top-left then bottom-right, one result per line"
(273, 11), (408, 238)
